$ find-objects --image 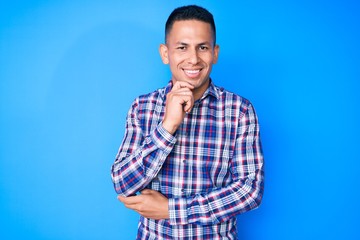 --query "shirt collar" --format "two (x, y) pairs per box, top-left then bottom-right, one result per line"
(201, 79), (220, 101)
